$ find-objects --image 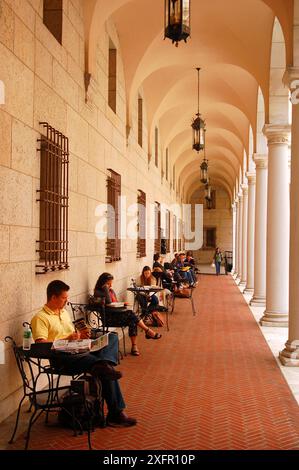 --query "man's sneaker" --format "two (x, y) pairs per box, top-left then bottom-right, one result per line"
(107, 411), (137, 427)
(91, 362), (122, 381)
